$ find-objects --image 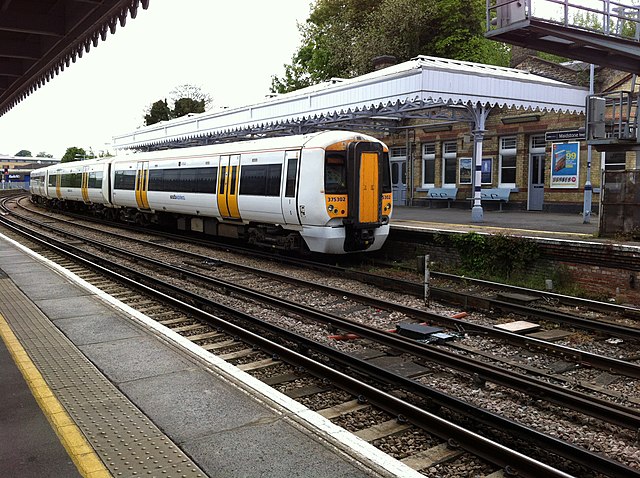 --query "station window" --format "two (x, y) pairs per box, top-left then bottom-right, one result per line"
(499, 136), (517, 186)
(422, 143), (435, 187)
(442, 141), (457, 186)
(603, 152), (626, 171)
